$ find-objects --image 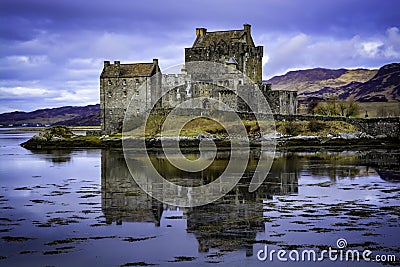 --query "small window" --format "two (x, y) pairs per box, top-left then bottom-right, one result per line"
(136, 90), (139, 96)
(108, 79), (112, 85)
(135, 79), (140, 84)
(123, 90), (127, 97)
(108, 91), (112, 97)
(122, 79), (127, 85)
